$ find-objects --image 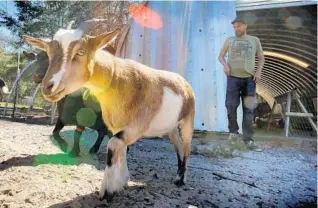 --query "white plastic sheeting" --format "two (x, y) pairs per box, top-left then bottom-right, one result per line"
(118, 1), (241, 132)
